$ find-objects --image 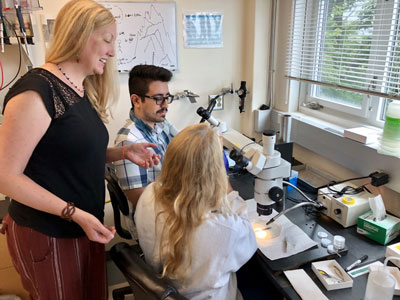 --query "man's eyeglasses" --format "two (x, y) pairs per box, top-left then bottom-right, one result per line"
(135, 93), (175, 105)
